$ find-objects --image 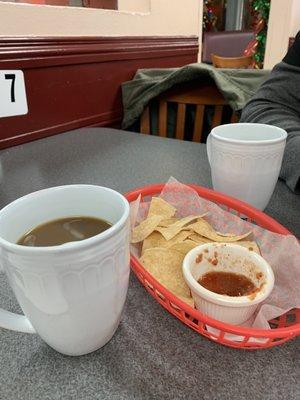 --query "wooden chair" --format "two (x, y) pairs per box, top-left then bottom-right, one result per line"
(211, 54), (252, 69)
(140, 83), (238, 142)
